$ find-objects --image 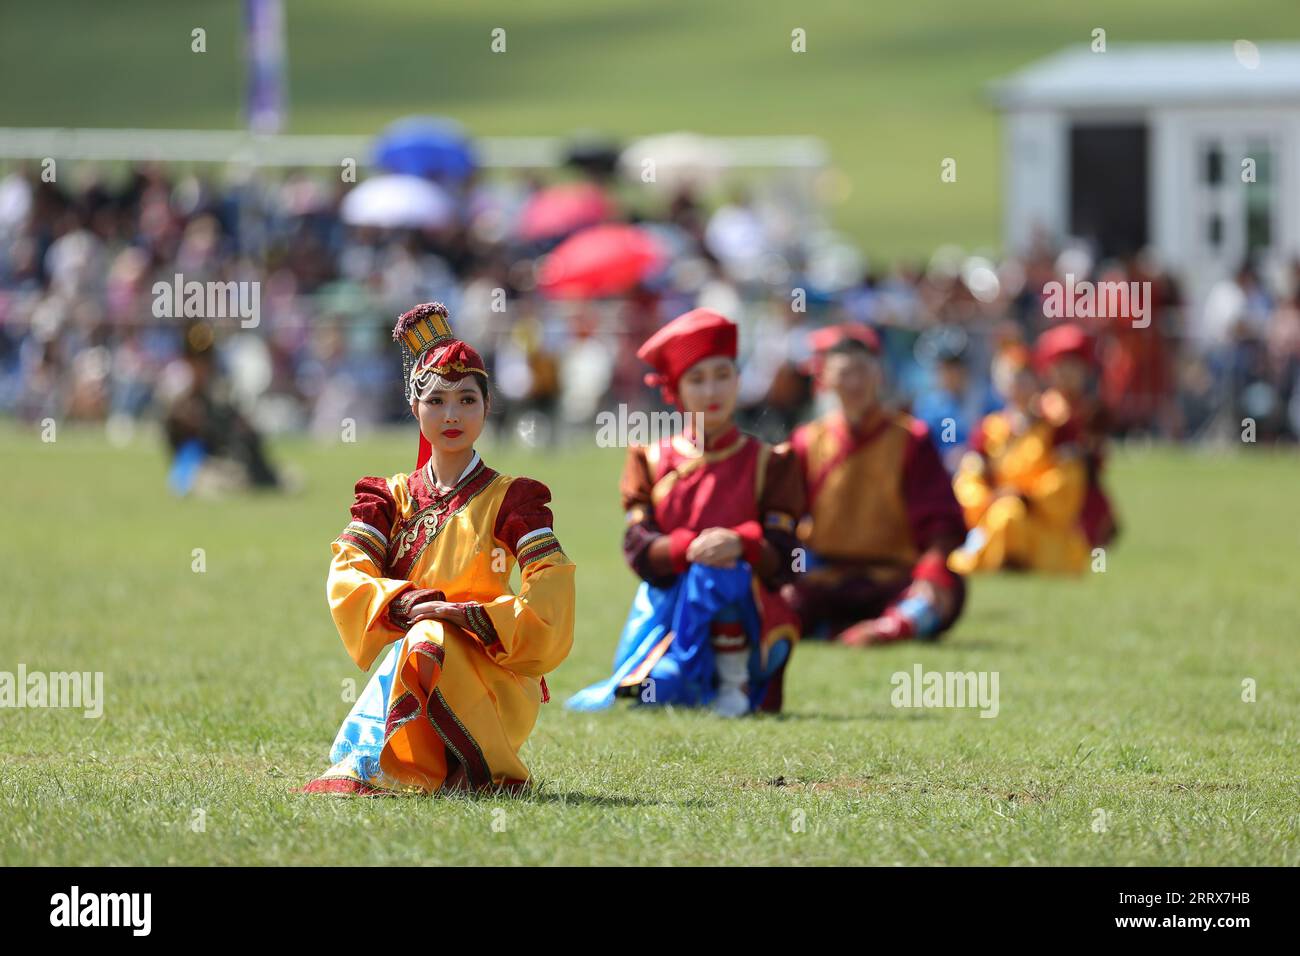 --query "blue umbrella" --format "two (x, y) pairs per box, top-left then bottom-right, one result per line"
(372, 117), (476, 181)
